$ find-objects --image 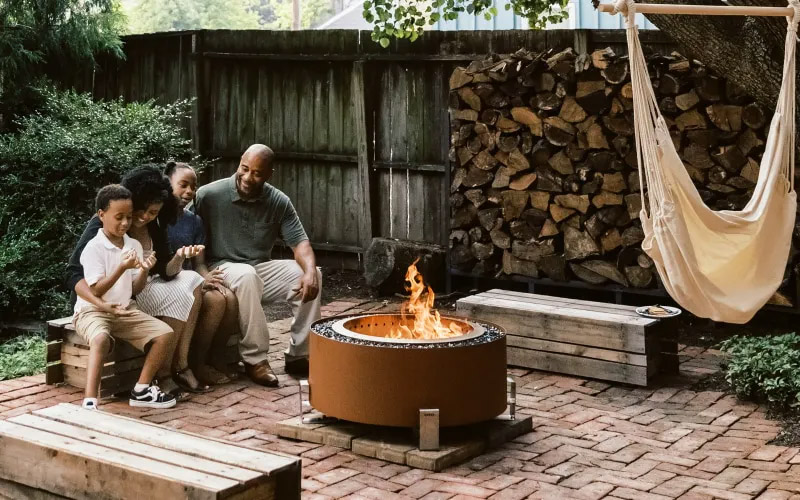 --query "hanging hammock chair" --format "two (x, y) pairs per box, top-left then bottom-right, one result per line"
(614, 0), (799, 323)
